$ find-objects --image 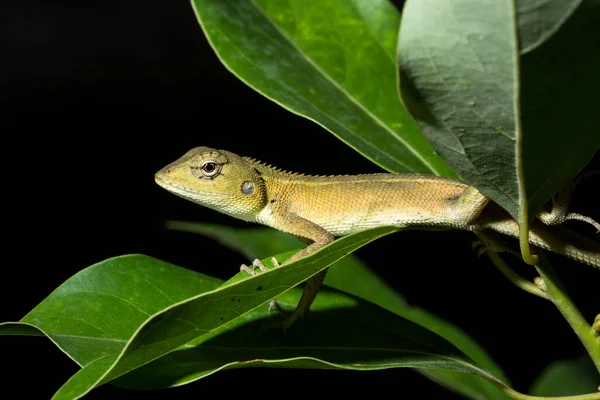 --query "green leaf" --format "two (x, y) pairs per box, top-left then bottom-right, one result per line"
(398, 0), (521, 219)
(170, 221), (511, 400)
(520, 0), (600, 218)
(9, 227), (494, 398)
(1, 256), (221, 366)
(398, 0), (599, 223)
(1, 227), (511, 399)
(517, 0), (581, 54)
(191, 0), (456, 177)
(529, 355), (599, 396)
(398, 0), (522, 220)
(112, 286), (501, 391)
